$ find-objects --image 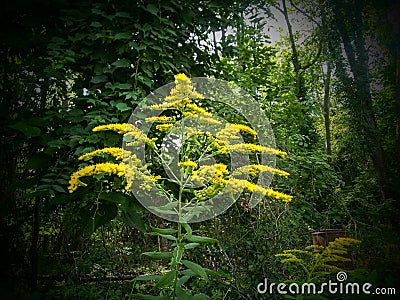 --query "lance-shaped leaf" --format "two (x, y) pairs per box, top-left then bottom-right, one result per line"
(182, 260), (208, 282)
